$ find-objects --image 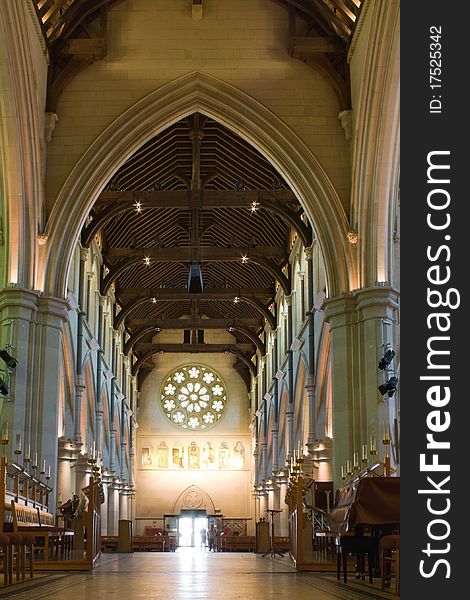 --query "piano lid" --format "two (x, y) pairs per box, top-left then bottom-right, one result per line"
(327, 477), (400, 533)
